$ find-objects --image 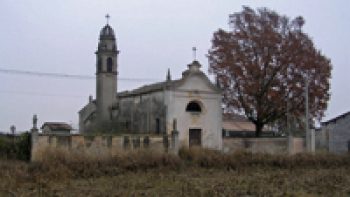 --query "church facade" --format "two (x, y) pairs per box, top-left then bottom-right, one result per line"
(79, 23), (222, 150)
